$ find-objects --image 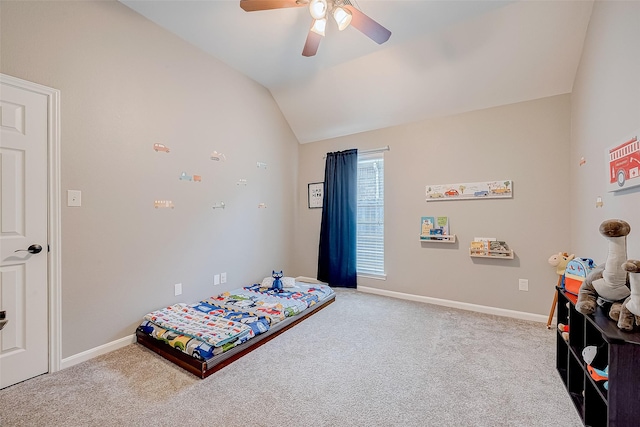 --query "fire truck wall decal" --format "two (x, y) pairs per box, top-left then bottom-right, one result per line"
(608, 130), (640, 192)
